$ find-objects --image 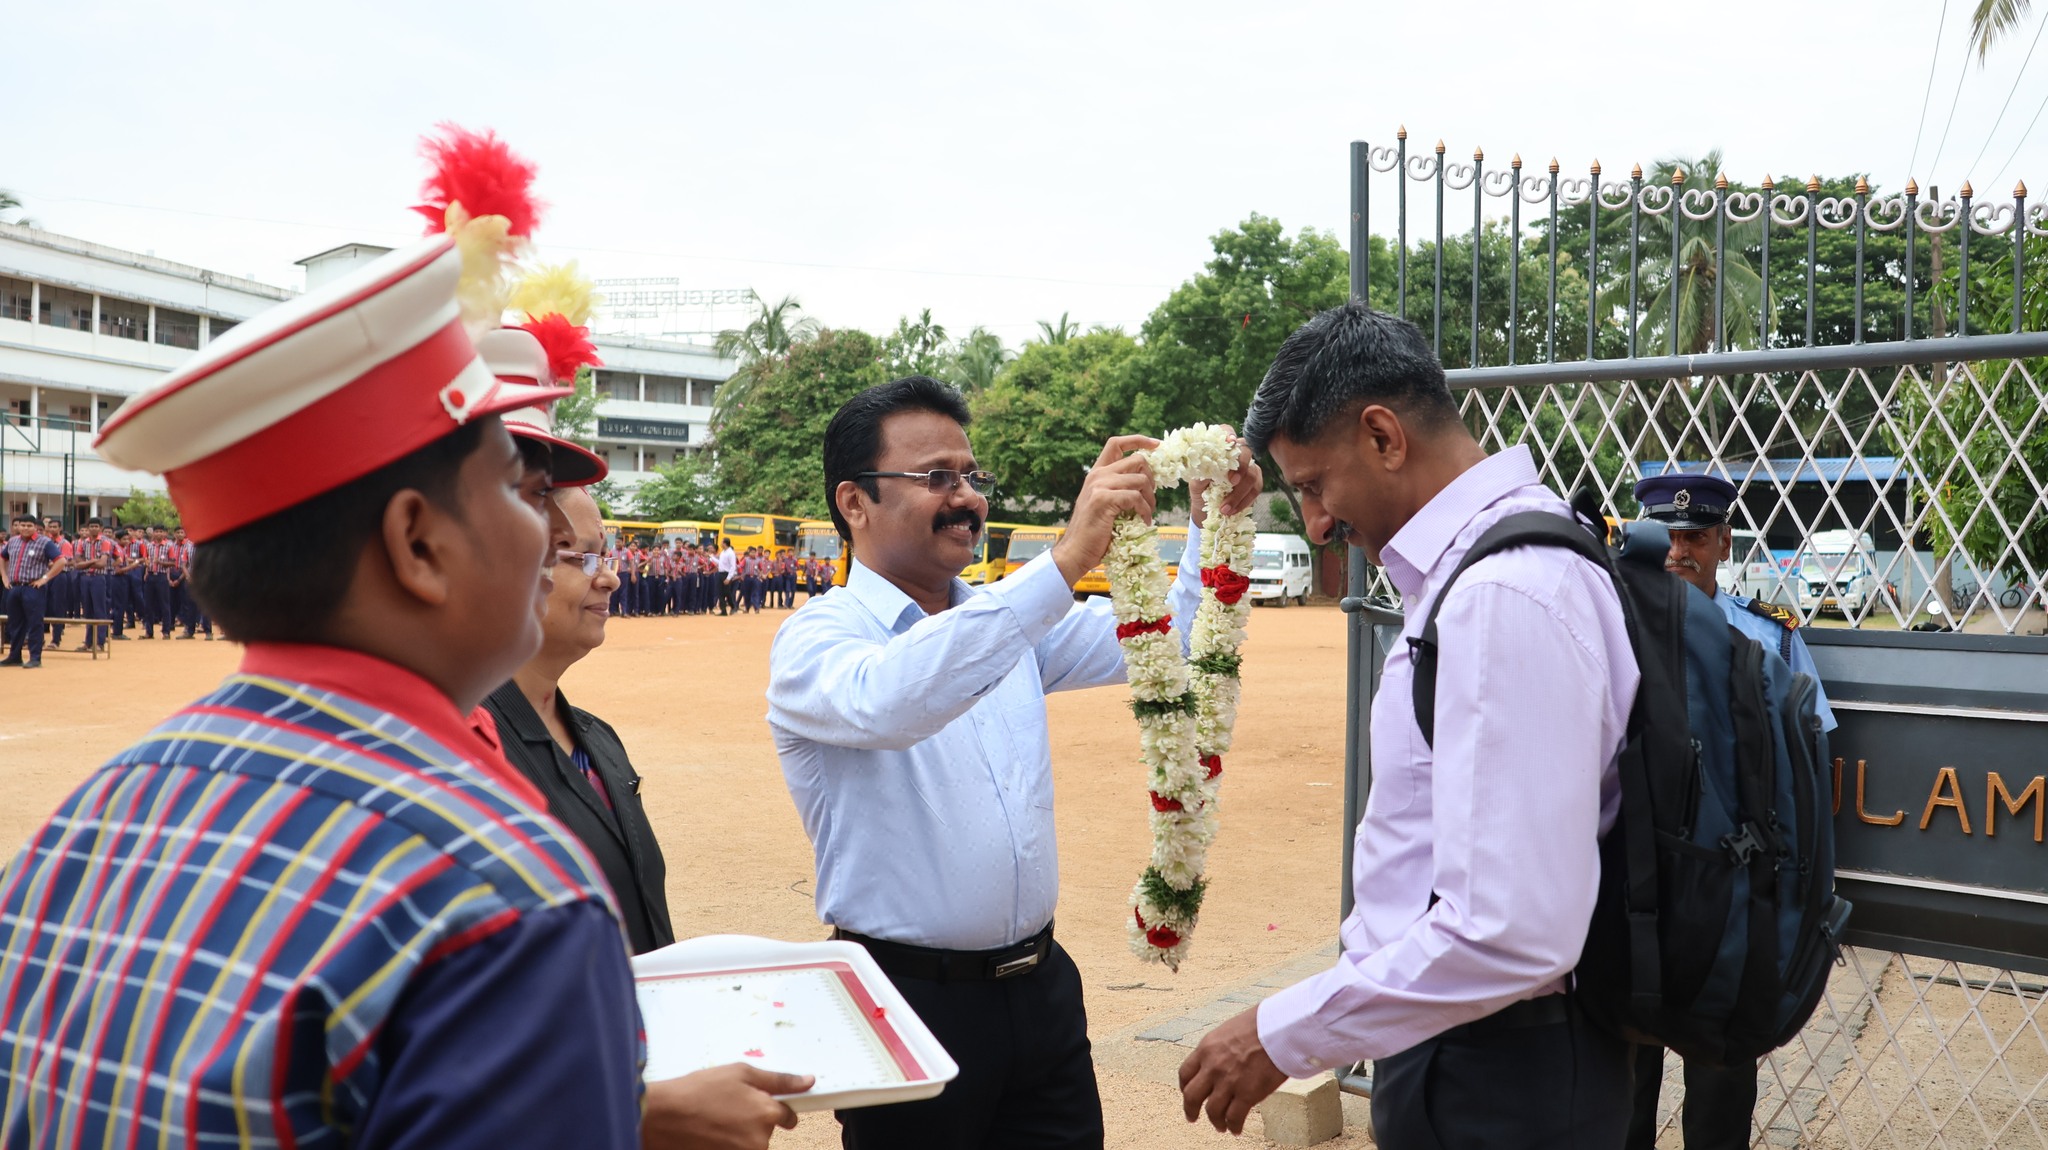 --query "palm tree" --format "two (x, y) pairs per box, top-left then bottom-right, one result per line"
(947, 327), (1012, 393)
(1034, 312), (1077, 345)
(0, 189), (31, 227)
(712, 293), (821, 419)
(1632, 153), (1771, 357)
(1971, 0), (2032, 58)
